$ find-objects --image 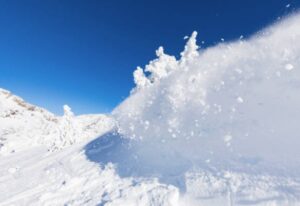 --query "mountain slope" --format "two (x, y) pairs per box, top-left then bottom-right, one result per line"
(0, 88), (115, 155)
